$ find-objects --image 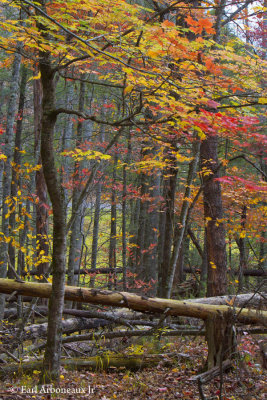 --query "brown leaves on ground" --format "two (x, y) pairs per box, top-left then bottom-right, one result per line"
(0, 335), (266, 400)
